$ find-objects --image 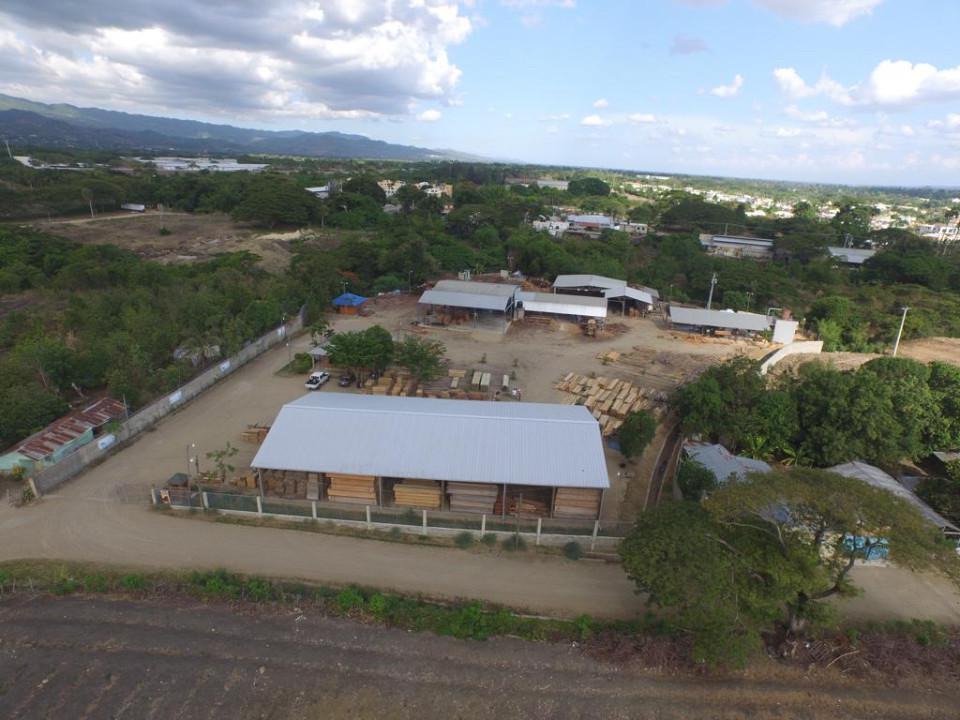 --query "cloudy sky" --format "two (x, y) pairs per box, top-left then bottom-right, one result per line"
(2, 0), (959, 185)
